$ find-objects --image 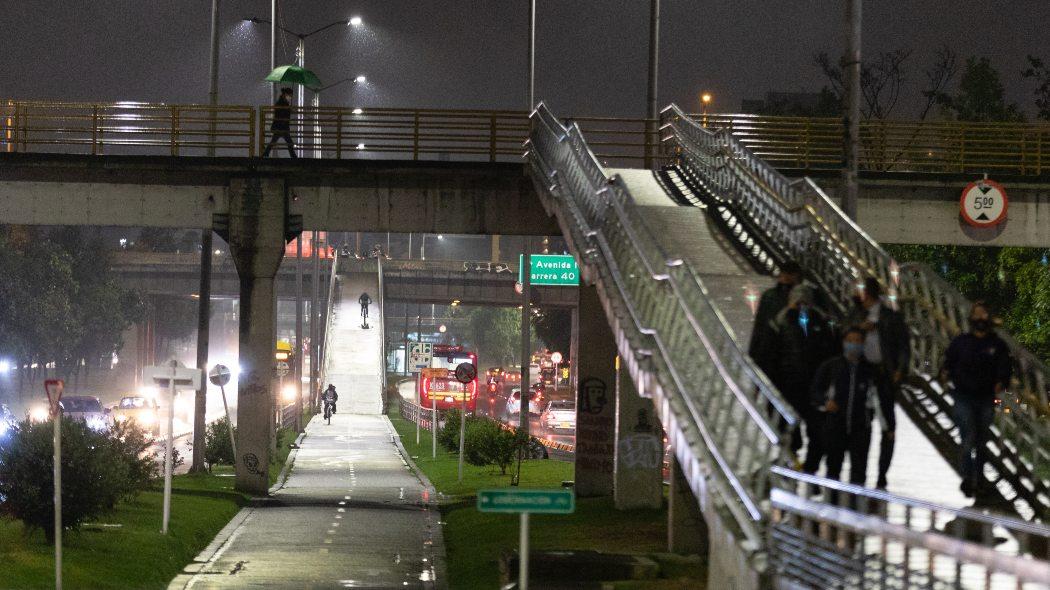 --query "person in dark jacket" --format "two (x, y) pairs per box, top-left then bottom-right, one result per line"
(749, 260), (803, 377)
(767, 284), (840, 460)
(262, 87), (296, 158)
(942, 302), (1012, 498)
(810, 326), (894, 485)
(848, 277), (908, 489)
